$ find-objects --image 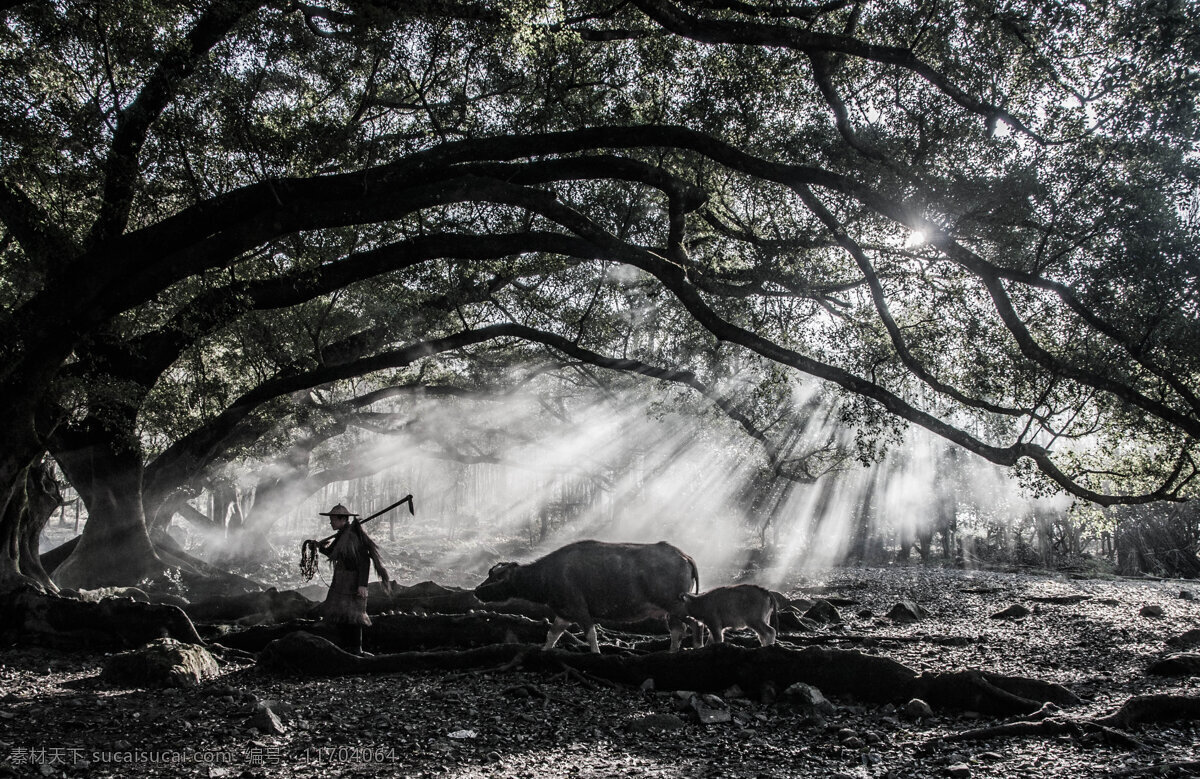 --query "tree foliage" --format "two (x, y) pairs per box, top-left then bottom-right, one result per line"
(1, 0), (1199, 586)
